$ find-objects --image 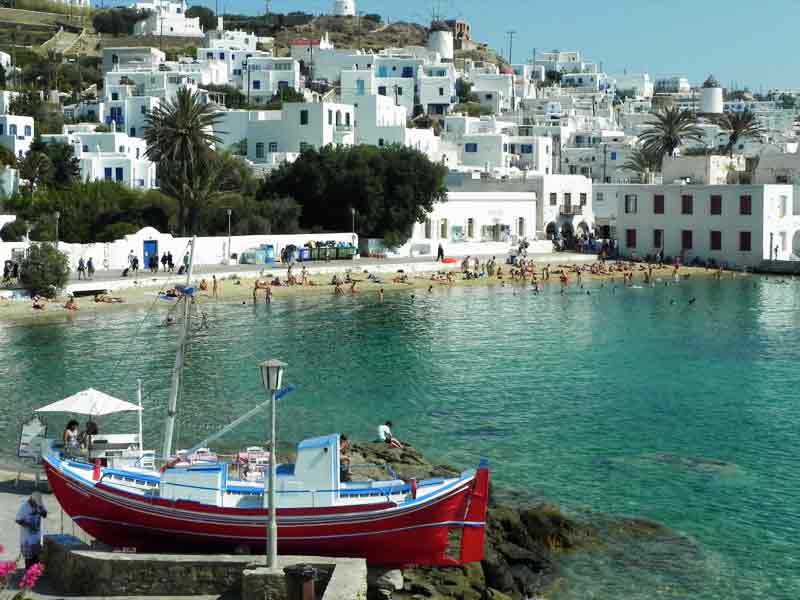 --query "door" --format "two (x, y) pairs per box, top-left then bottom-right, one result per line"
(143, 240), (158, 267)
